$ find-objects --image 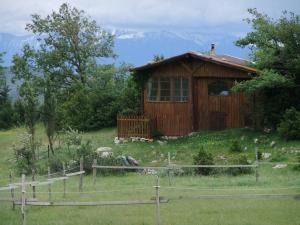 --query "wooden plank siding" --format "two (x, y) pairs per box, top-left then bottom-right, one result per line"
(193, 78), (248, 131)
(142, 58), (252, 136)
